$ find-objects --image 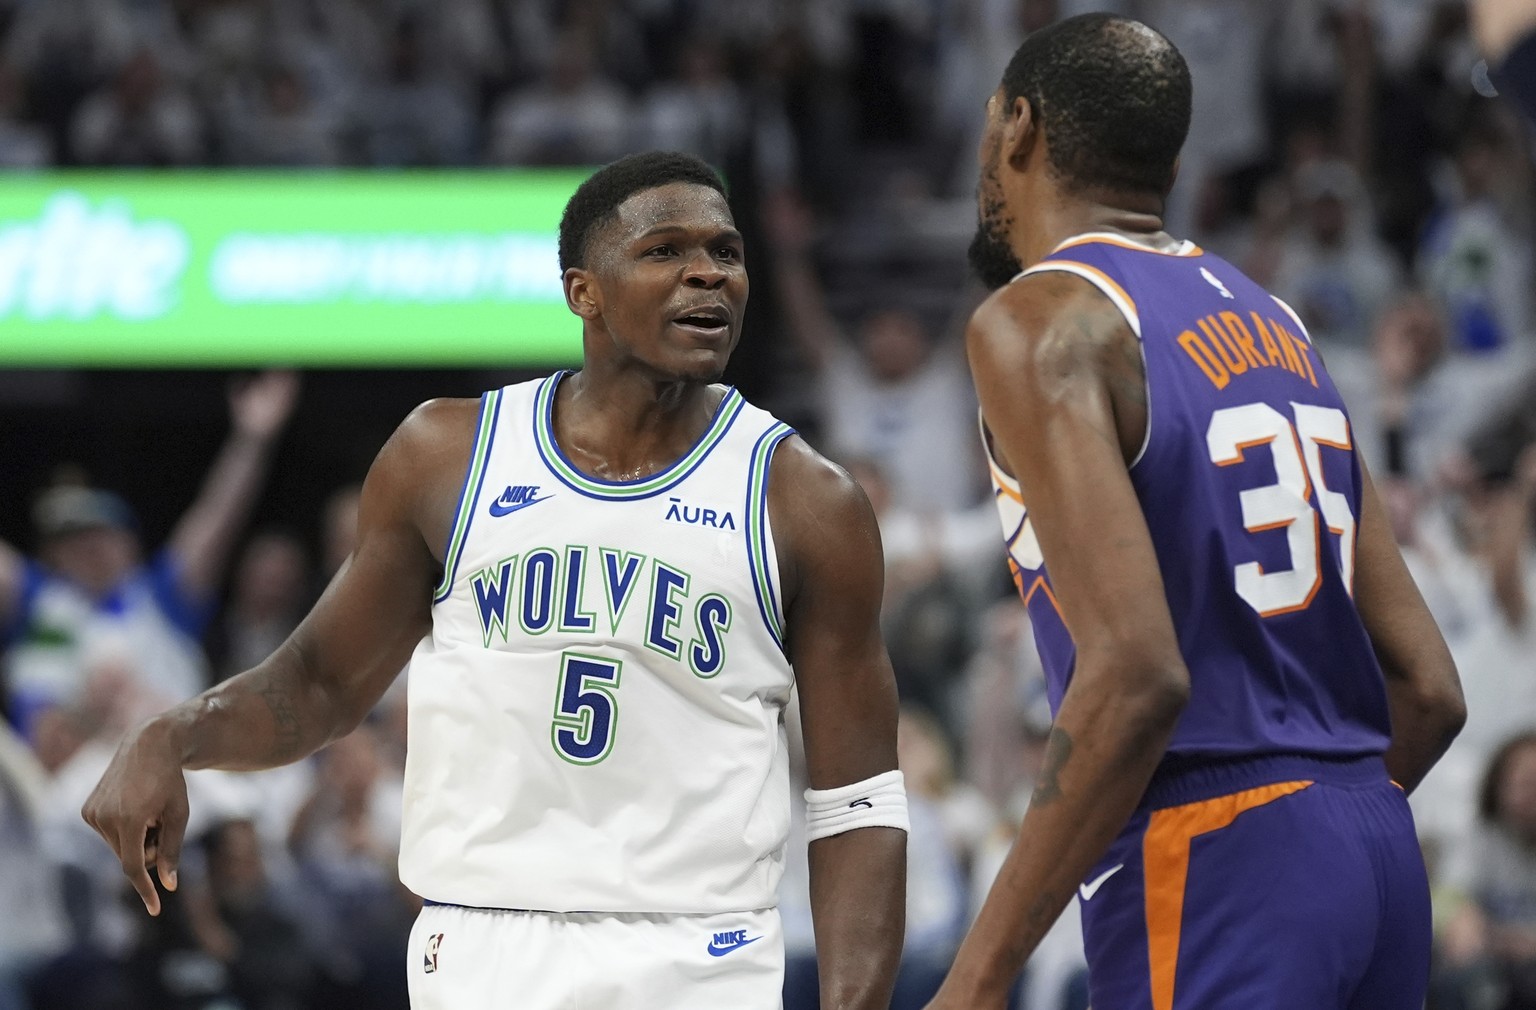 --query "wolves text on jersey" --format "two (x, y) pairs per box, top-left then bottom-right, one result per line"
(468, 546), (732, 678)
